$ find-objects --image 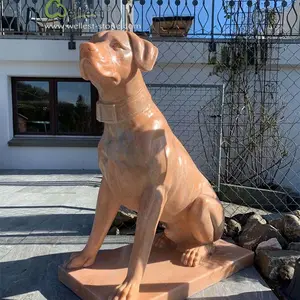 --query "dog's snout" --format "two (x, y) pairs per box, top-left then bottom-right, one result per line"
(80, 42), (97, 52)
(80, 43), (99, 60)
